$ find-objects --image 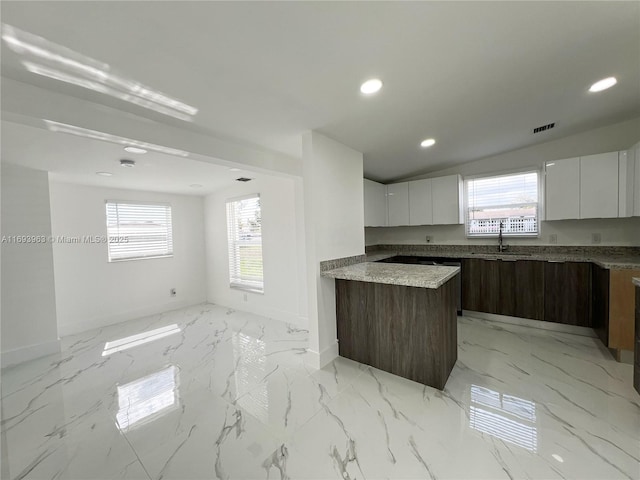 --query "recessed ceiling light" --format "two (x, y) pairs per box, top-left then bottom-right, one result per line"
(589, 76), (617, 92)
(120, 159), (136, 168)
(360, 78), (383, 95)
(420, 138), (436, 148)
(96, 171), (113, 177)
(189, 184), (203, 188)
(229, 168), (242, 172)
(124, 146), (147, 154)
